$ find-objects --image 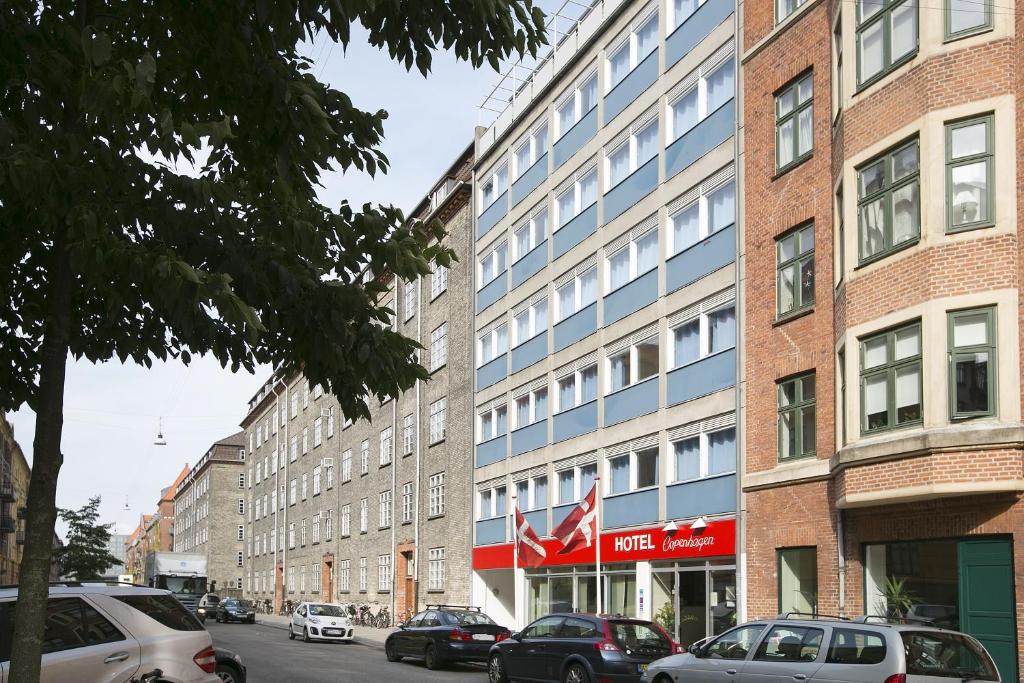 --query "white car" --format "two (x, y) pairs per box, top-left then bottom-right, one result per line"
(0, 582), (220, 683)
(288, 602), (354, 643)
